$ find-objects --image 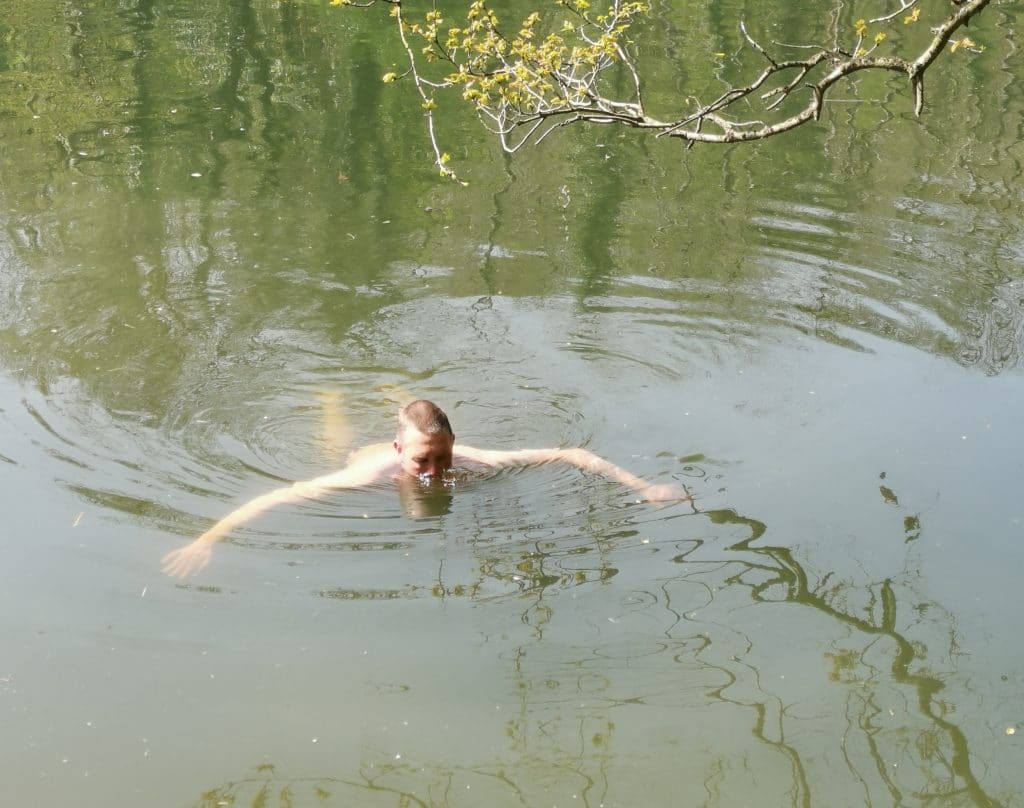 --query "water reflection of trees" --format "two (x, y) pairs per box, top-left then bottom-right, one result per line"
(709, 509), (1003, 807)
(2, 0), (1024, 414)
(188, 497), (1009, 807)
